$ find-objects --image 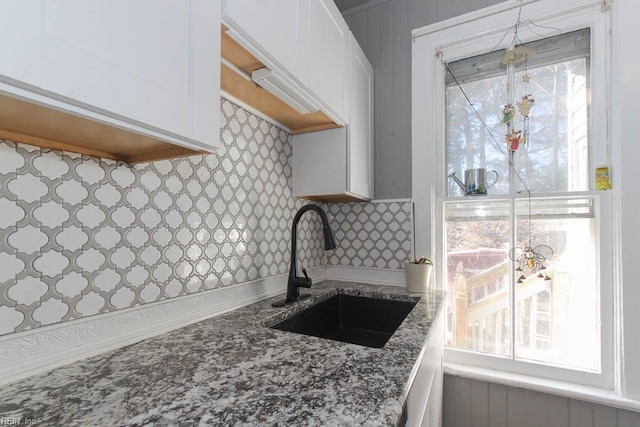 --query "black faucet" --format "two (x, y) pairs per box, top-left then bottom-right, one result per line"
(273, 204), (337, 307)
